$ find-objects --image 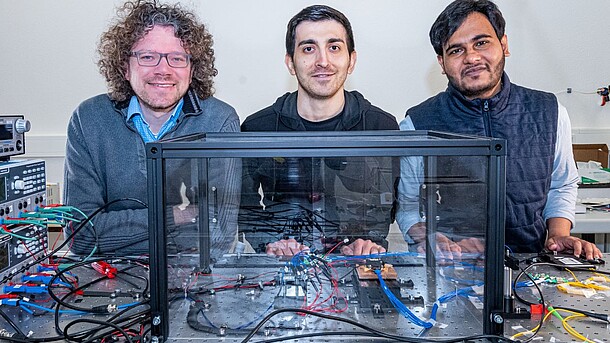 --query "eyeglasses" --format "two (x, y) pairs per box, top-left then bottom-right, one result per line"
(130, 51), (192, 68)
